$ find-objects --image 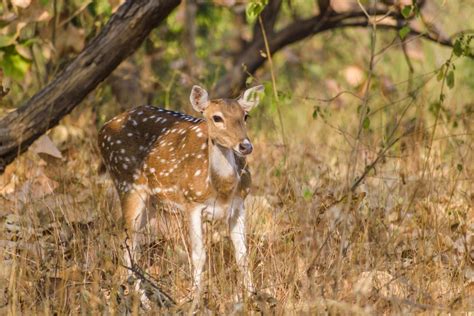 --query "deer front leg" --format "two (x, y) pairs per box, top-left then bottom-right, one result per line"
(190, 205), (206, 297)
(229, 199), (254, 294)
